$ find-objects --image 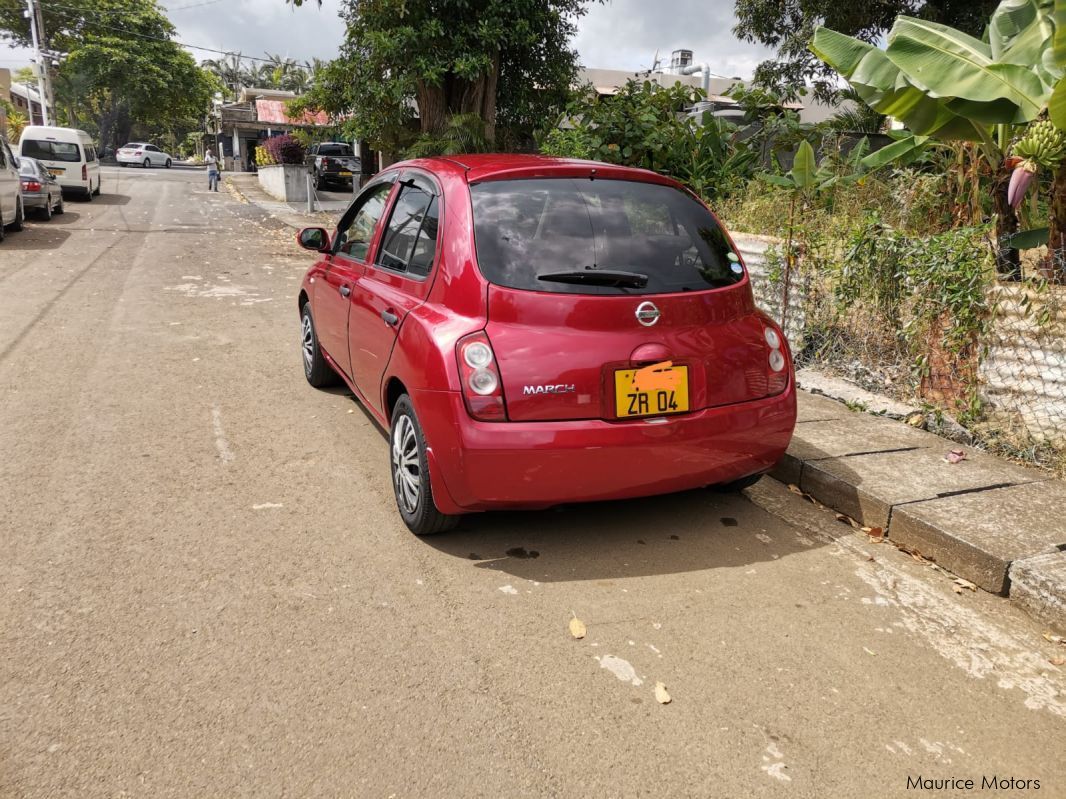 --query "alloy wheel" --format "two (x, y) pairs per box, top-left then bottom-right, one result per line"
(301, 313), (314, 376)
(391, 415), (421, 514)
